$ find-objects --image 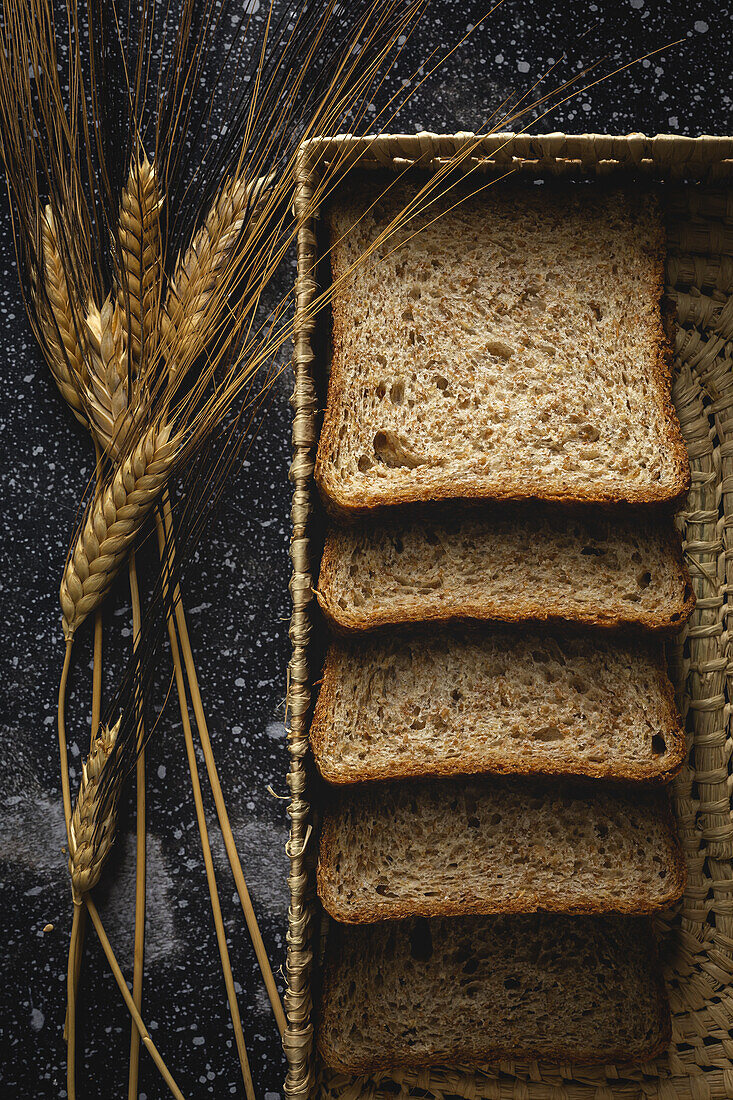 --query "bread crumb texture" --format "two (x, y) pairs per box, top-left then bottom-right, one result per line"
(315, 181), (689, 513)
(318, 505), (694, 632)
(312, 625), (684, 784)
(318, 913), (671, 1074)
(317, 775), (685, 922)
